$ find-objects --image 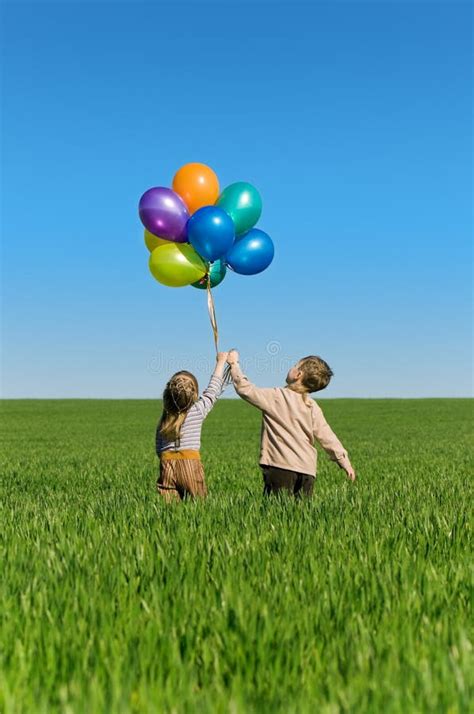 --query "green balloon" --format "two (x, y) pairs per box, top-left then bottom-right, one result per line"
(192, 259), (227, 289)
(217, 182), (262, 235)
(149, 243), (206, 288)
